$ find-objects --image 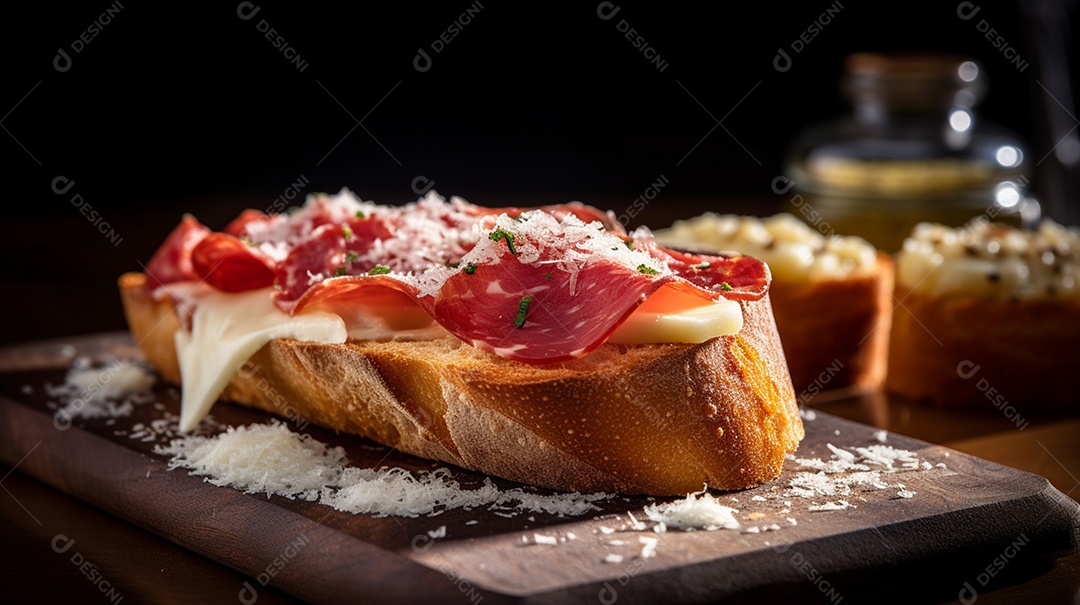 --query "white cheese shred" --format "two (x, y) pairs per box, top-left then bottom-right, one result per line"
(156, 420), (612, 518)
(642, 488), (740, 531)
(52, 359), (156, 422)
